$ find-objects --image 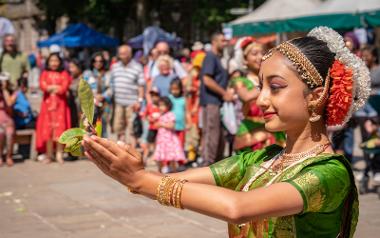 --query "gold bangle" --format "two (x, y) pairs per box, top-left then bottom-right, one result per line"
(156, 176), (170, 204)
(175, 180), (187, 209)
(163, 177), (176, 206)
(170, 180), (181, 207)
